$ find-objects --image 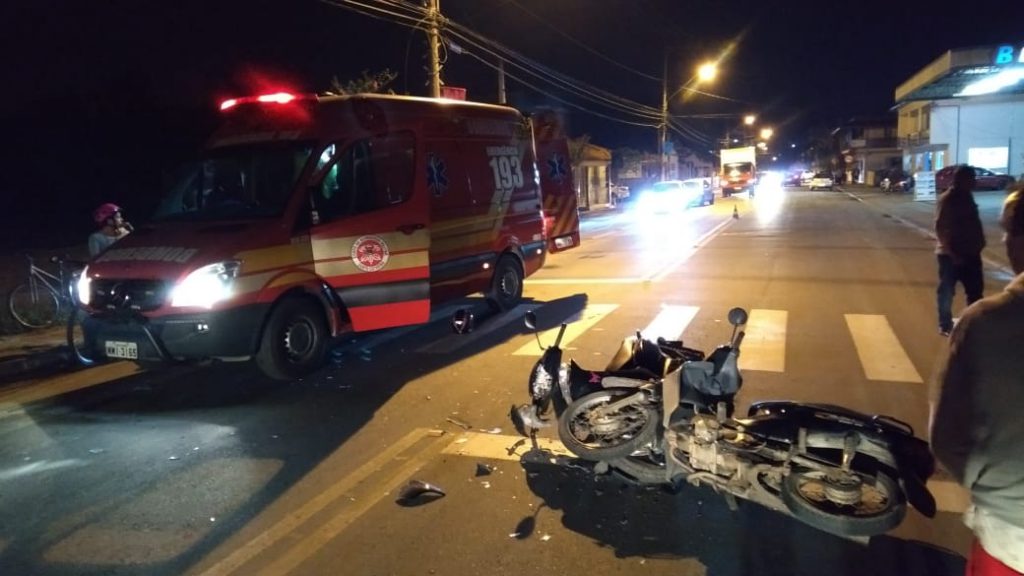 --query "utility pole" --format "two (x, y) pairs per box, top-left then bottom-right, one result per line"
(659, 51), (667, 180)
(427, 0), (442, 97)
(497, 60), (507, 104)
